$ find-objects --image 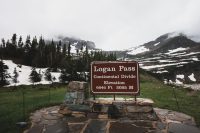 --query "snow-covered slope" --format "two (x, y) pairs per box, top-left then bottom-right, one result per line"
(127, 46), (149, 55)
(124, 33), (200, 87)
(4, 60), (60, 86)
